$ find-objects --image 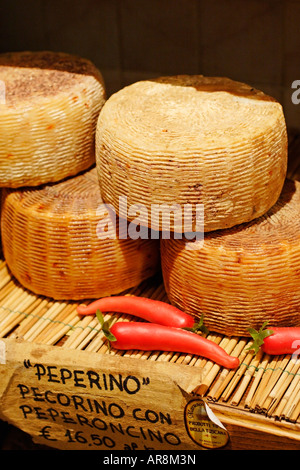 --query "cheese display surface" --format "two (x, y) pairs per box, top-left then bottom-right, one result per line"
(0, 168), (160, 300)
(0, 51), (106, 187)
(161, 179), (300, 337)
(96, 75), (287, 232)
